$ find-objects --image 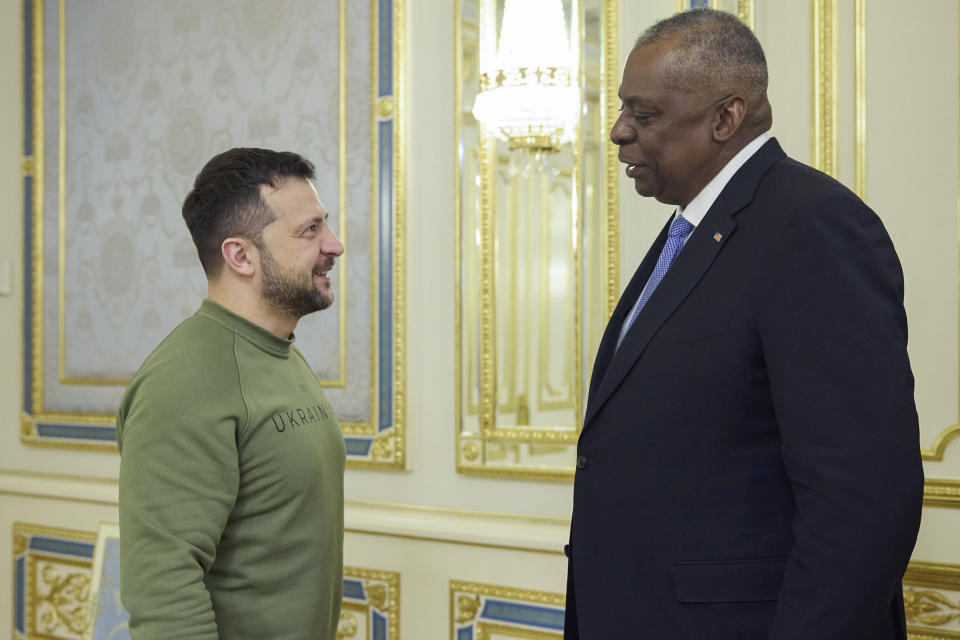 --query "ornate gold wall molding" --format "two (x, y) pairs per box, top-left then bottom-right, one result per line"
(455, 0), (619, 481)
(923, 479), (960, 509)
(450, 580), (564, 639)
(811, 0), (838, 177)
(905, 561), (960, 639)
(13, 523), (97, 640)
(21, 0), (408, 469)
(853, 0), (866, 198)
(341, 566), (401, 639)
